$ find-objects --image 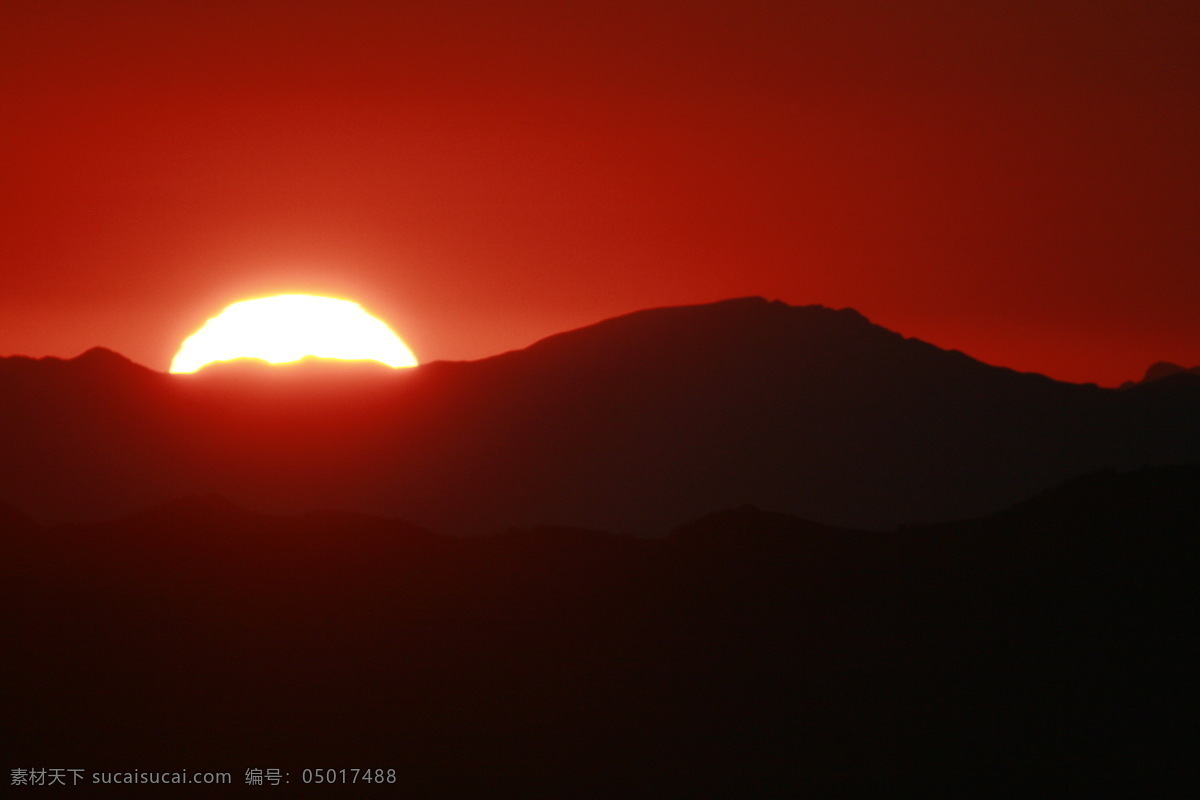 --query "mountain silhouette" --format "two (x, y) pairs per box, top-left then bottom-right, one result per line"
(1121, 360), (1200, 387)
(2, 464), (1193, 797)
(670, 502), (869, 540)
(2, 297), (1199, 534)
(4, 300), (1195, 796)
